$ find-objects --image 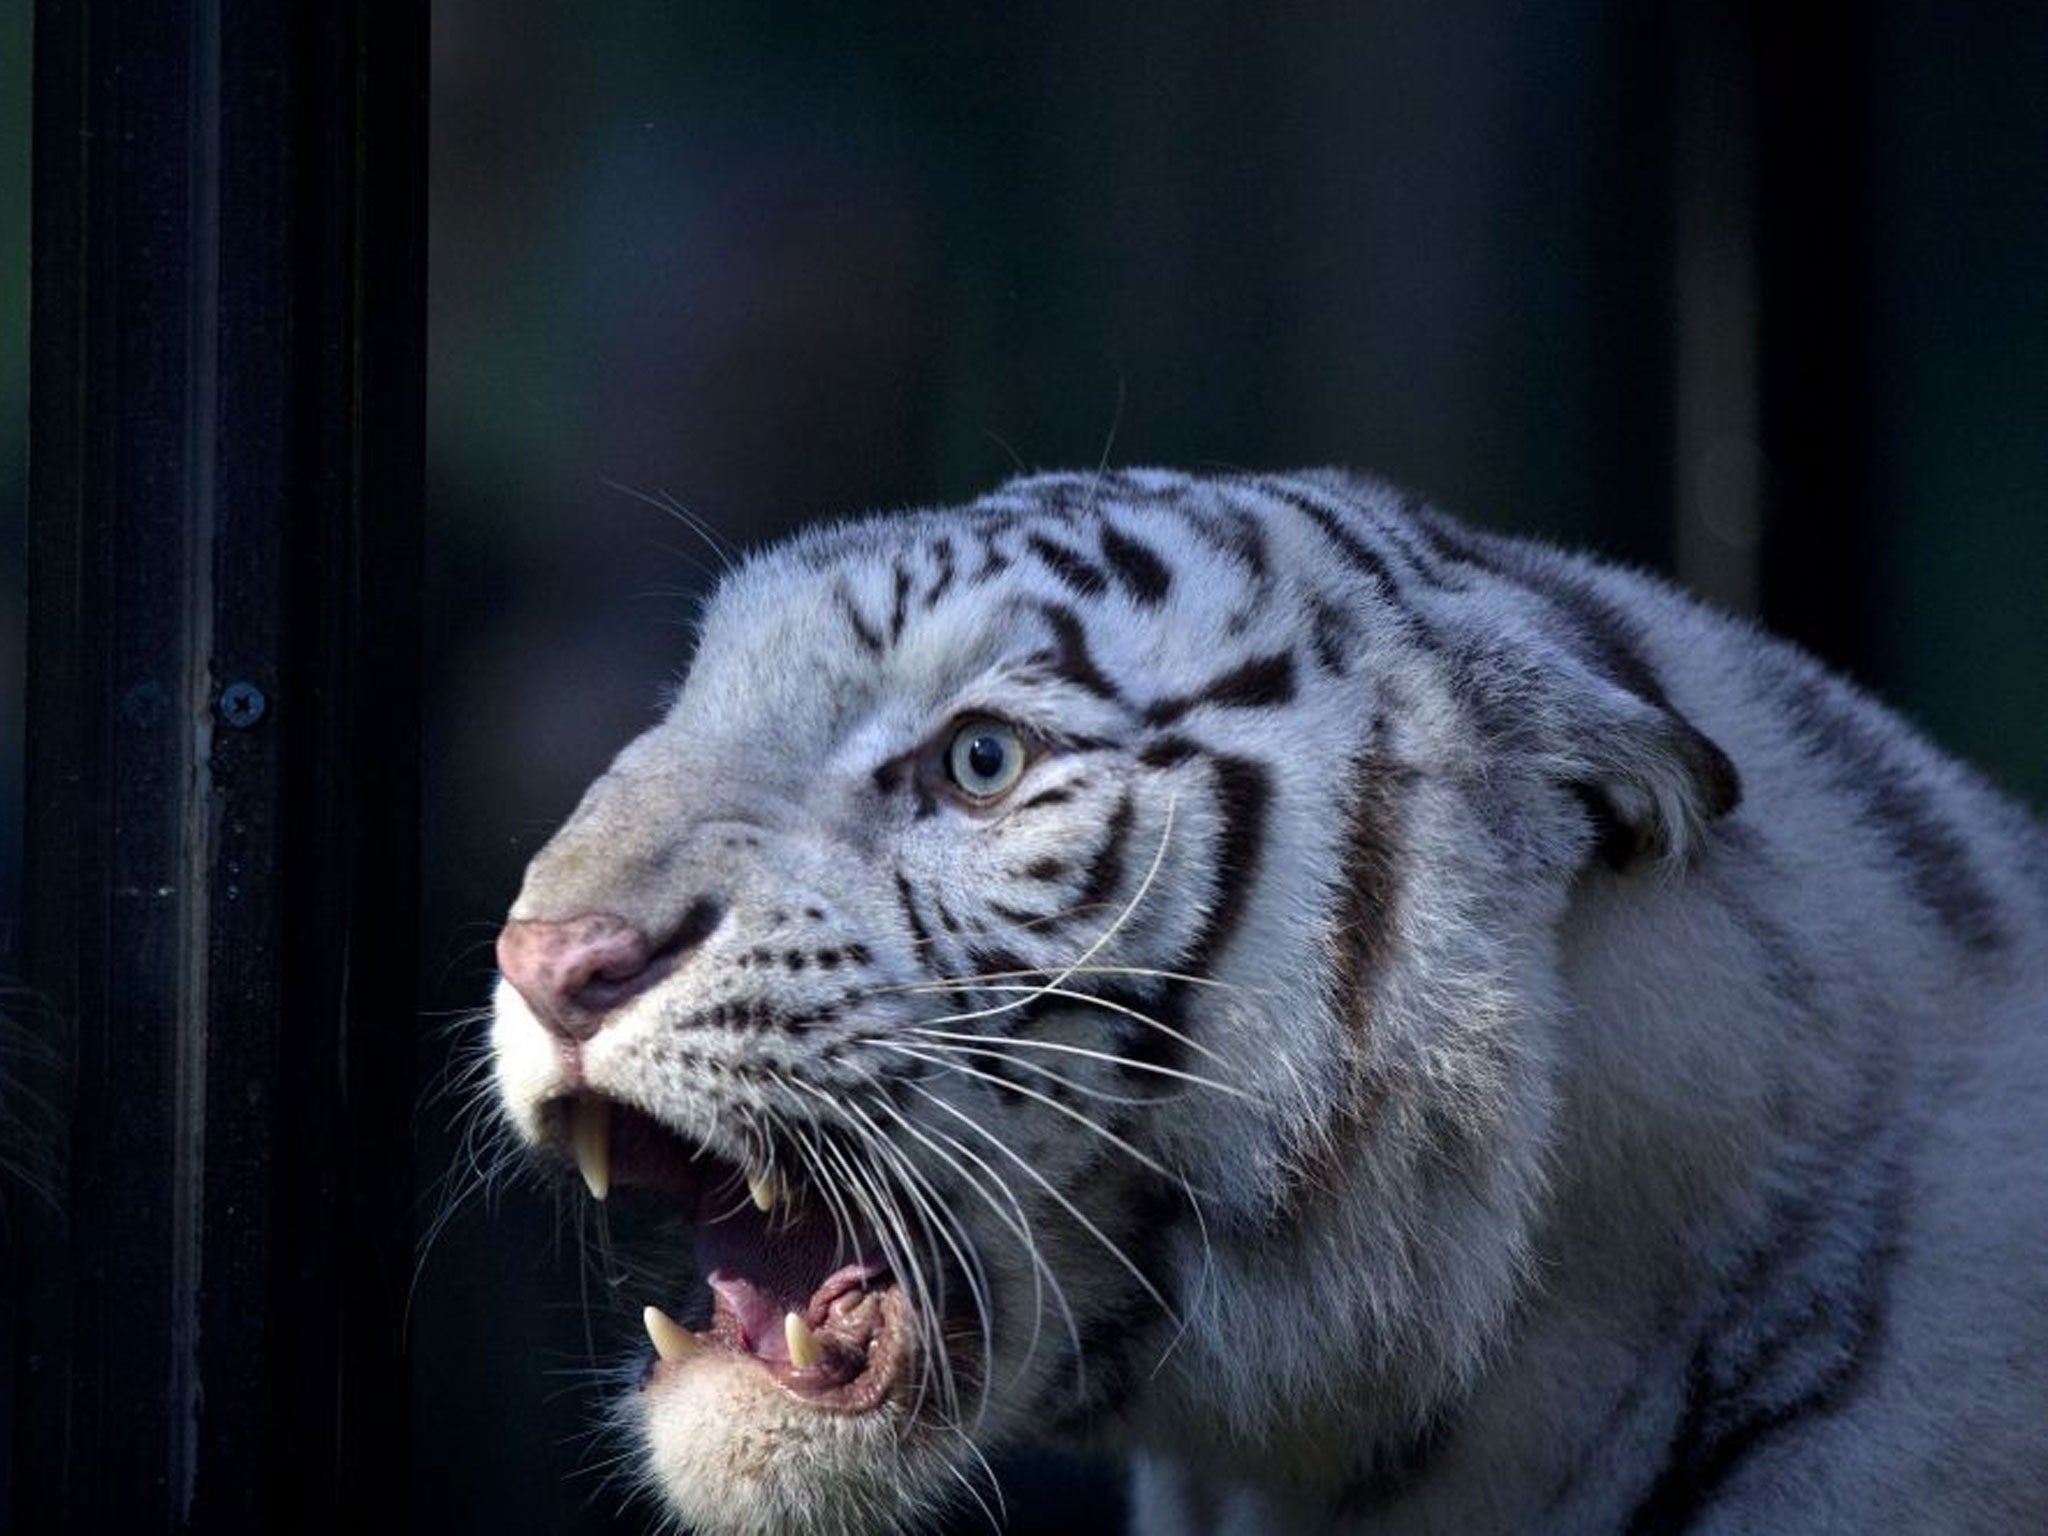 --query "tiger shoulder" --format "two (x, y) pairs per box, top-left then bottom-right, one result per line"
(486, 468), (2048, 1535)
